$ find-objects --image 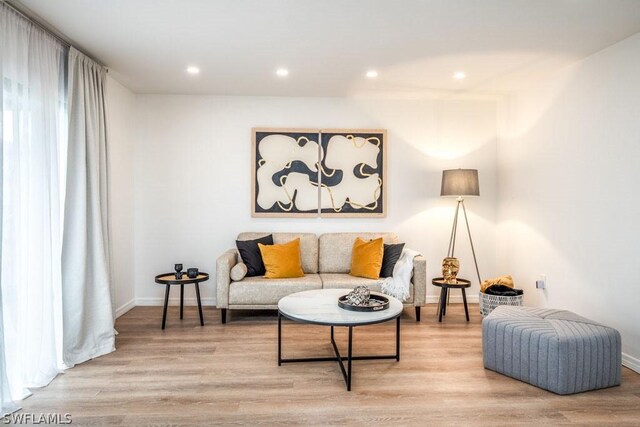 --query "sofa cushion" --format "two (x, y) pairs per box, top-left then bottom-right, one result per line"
(236, 234), (273, 276)
(319, 273), (413, 303)
(229, 274), (322, 305)
(238, 232), (318, 273)
(230, 262), (248, 281)
(380, 243), (405, 278)
(259, 238), (304, 279)
(319, 233), (398, 273)
(350, 237), (384, 279)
